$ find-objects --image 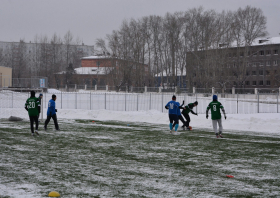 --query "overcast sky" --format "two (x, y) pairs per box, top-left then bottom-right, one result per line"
(1, 0), (279, 45)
